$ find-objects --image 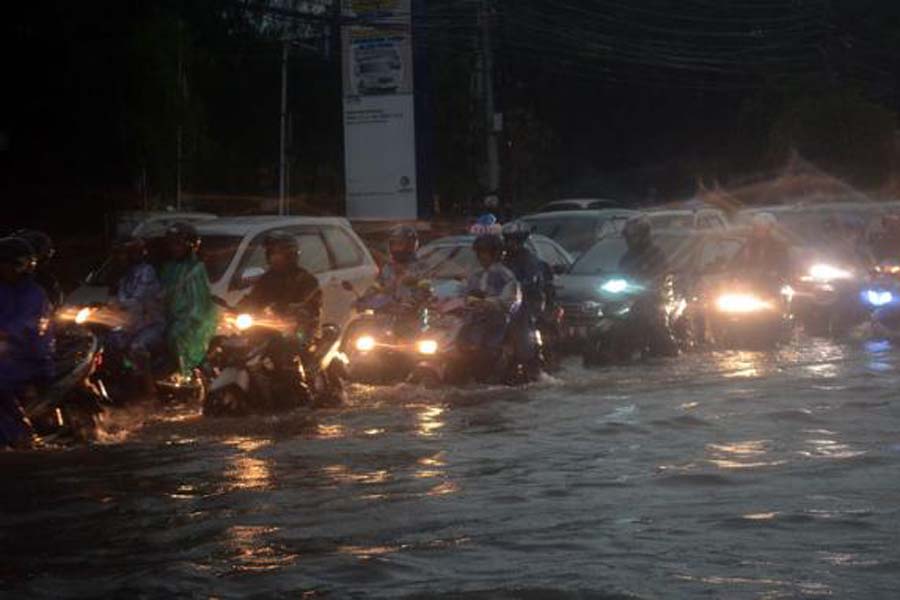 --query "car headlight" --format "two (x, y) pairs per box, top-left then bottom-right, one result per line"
(715, 293), (771, 313)
(863, 289), (894, 307)
(416, 339), (439, 355)
(234, 313), (255, 331)
(806, 263), (853, 283)
(355, 335), (376, 352)
(601, 278), (629, 294)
